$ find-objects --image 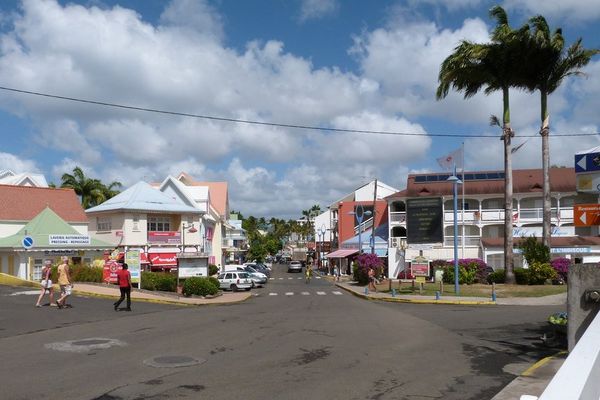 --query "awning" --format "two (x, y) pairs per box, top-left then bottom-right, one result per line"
(326, 249), (359, 258)
(148, 252), (178, 267)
